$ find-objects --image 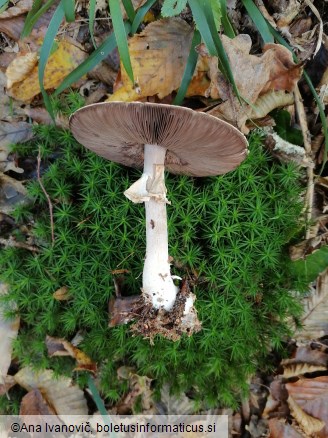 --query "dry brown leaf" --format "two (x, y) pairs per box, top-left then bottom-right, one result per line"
(274, 0), (302, 28)
(52, 286), (71, 301)
(0, 121), (33, 173)
(116, 366), (154, 414)
(289, 234), (327, 261)
(0, 15), (24, 40)
(0, 121), (33, 148)
(0, 174), (27, 213)
(6, 52), (38, 88)
(283, 363), (327, 378)
(45, 335), (96, 373)
(14, 367), (88, 416)
(286, 376), (328, 402)
(295, 269), (328, 339)
(268, 419), (305, 438)
(159, 384), (195, 415)
(286, 376), (328, 436)
(20, 388), (56, 415)
(202, 34), (302, 132)
(247, 90), (294, 121)
(288, 395), (325, 436)
(22, 107), (69, 129)
(107, 18), (193, 102)
(8, 39), (87, 102)
(0, 375), (16, 396)
(0, 283), (19, 386)
(0, 0), (33, 19)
